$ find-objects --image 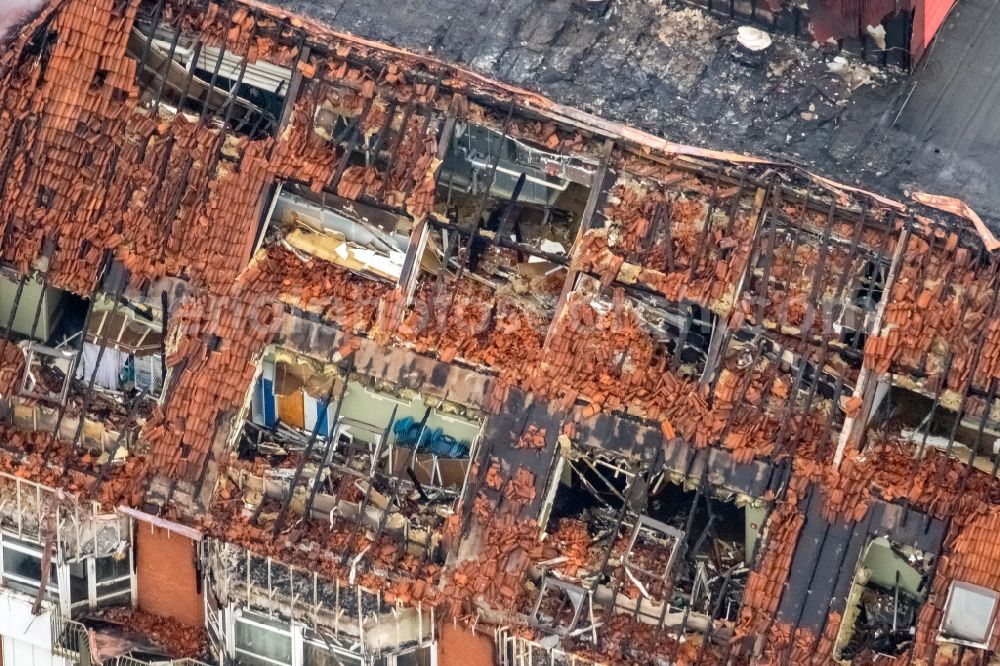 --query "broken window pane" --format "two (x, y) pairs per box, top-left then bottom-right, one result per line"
(941, 581), (998, 645)
(95, 555), (130, 582)
(2, 545), (42, 581)
(0, 273), (71, 342)
(95, 554), (132, 603)
(126, 20), (287, 138)
(392, 647), (434, 666)
(20, 342), (75, 405)
(302, 641), (364, 666)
